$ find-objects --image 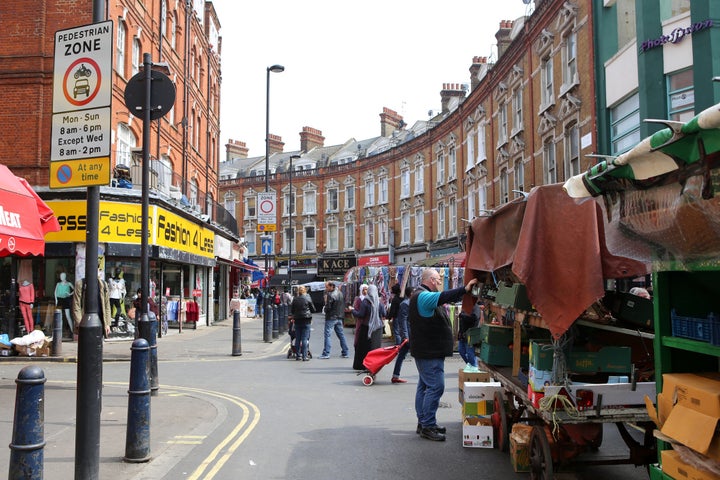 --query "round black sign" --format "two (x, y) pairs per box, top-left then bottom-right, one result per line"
(123, 69), (176, 121)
